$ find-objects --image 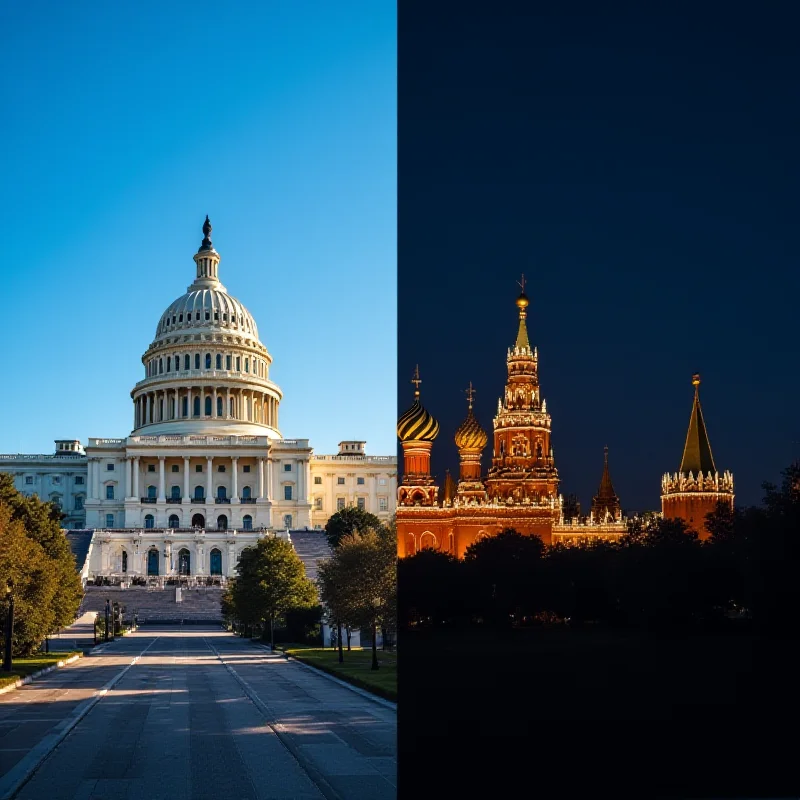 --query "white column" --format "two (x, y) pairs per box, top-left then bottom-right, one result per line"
(187, 387), (192, 417)
(266, 458), (273, 501)
(226, 388), (231, 419)
(213, 387), (218, 418)
(145, 394), (151, 425)
(133, 457), (140, 498)
(93, 458), (100, 499)
(183, 457), (190, 502)
(305, 461), (311, 504)
(125, 457), (133, 499)
(206, 457), (213, 501)
(257, 457), (265, 500)
(232, 457), (239, 501)
(297, 459), (304, 502)
(158, 456), (166, 502)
